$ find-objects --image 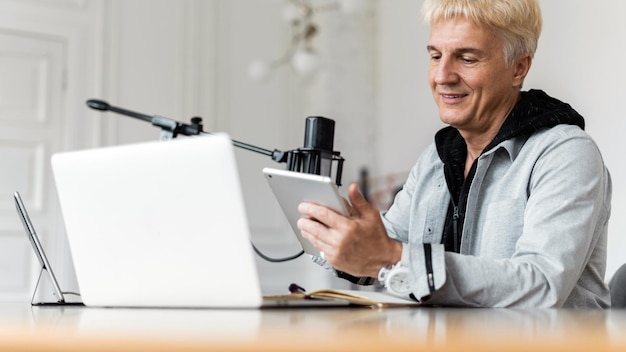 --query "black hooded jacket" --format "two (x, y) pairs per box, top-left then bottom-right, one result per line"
(434, 89), (586, 252)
